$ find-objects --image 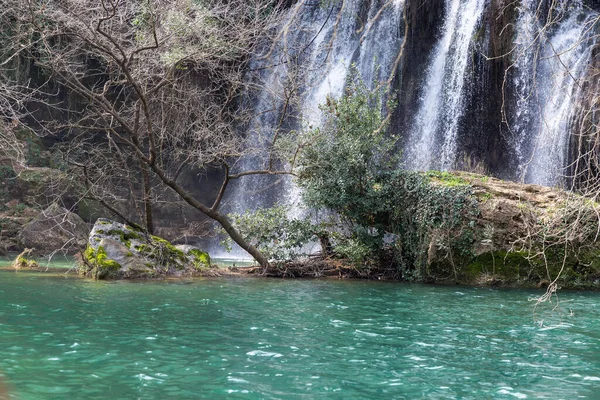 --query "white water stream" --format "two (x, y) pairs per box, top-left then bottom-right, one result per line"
(405, 0), (486, 171)
(521, 6), (597, 186)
